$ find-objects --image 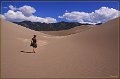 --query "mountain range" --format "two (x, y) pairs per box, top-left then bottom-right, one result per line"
(13, 21), (102, 31)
